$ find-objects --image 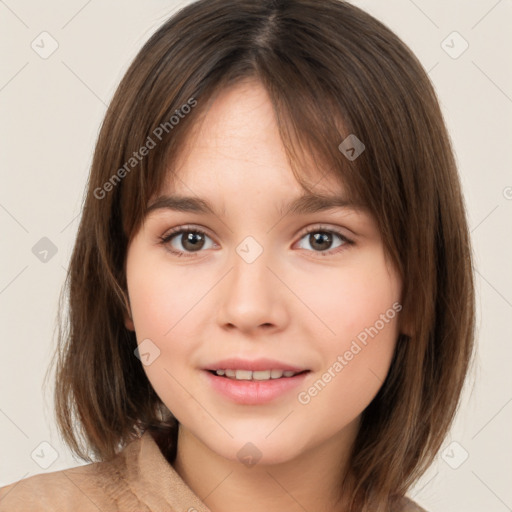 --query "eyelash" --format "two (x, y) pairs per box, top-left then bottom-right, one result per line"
(158, 224), (354, 258)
